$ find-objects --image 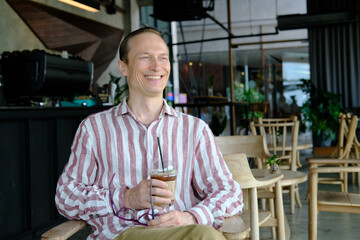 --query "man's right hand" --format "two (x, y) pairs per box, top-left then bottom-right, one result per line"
(124, 179), (172, 210)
